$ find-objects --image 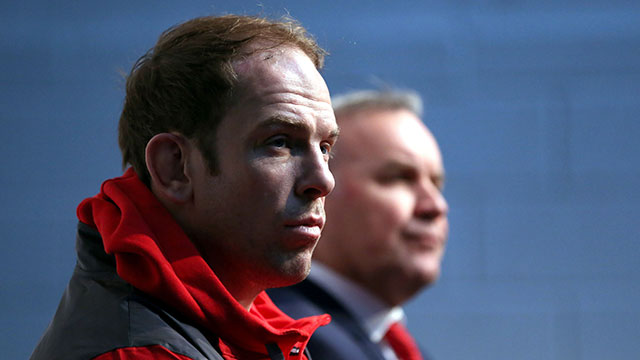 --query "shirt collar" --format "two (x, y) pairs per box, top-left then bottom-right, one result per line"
(308, 261), (406, 342)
